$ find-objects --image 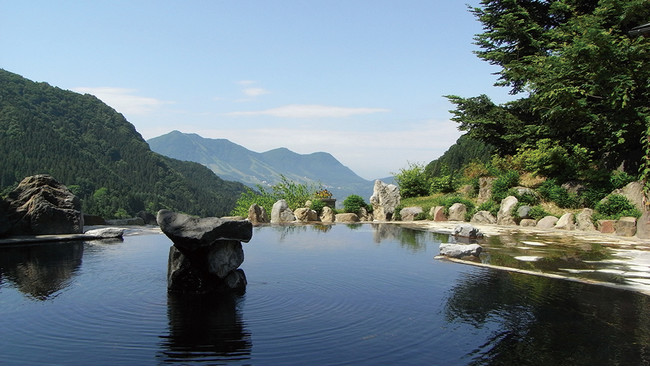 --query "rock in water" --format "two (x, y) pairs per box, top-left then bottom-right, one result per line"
(157, 210), (252, 294)
(439, 243), (483, 258)
(3, 174), (83, 235)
